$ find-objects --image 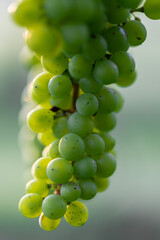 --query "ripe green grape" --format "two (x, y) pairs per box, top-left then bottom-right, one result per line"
(79, 74), (102, 94)
(27, 107), (54, 133)
(59, 133), (85, 161)
(25, 179), (49, 197)
(60, 182), (81, 202)
(37, 129), (56, 146)
(52, 117), (68, 139)
(42, 194), (67, 219)
(19, 193), (43, 218)
(144, 0), (160, 20)
(82, 35), (107, 61)
(32, 157), (51, 179)
(114, 89), (124, 112)
(68, 54), (92, 80)
(76, 93), (99, 117)
(117, 71), (137, 87)
(96, 152), (116, 178)
(64, 201), (88, 227)
(42, 53), (69, 75)
(39, 212), (61, 231)
(99, 132), (116, 152)
(73, 157), (97, 179)
(93, 176), (109, 193)
(79, 179), (97, 200)
(104, 26), (129, 53)
(84, 134), (105, 156)
(47, 158), (73, 184)
(96, 87), (118, 114)
(45, 140), (61, 159)
(48, 75), (72, 98)
(93, 58), (119, 85)
(94, 112), (117, 132)
(67, 112), (94, 138)
(123, 20), (147, 46)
